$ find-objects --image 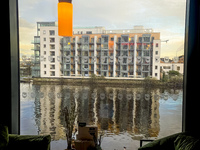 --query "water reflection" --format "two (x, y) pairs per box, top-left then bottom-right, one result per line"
(20, 83), (182, 143)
